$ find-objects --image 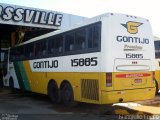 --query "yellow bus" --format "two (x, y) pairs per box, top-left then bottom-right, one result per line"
(154, 38), (160, 94)
(2, 13), (156, 106)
